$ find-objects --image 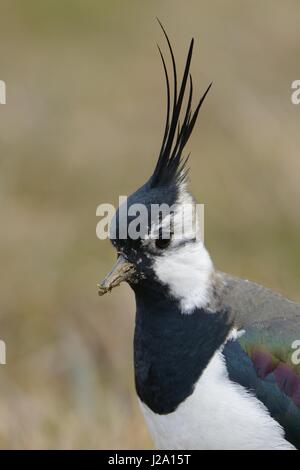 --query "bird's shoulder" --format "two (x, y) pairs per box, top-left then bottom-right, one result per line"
(215, 271), (300, 448)
(216, 271), (300, 328)
(216, 271), (300, 398)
